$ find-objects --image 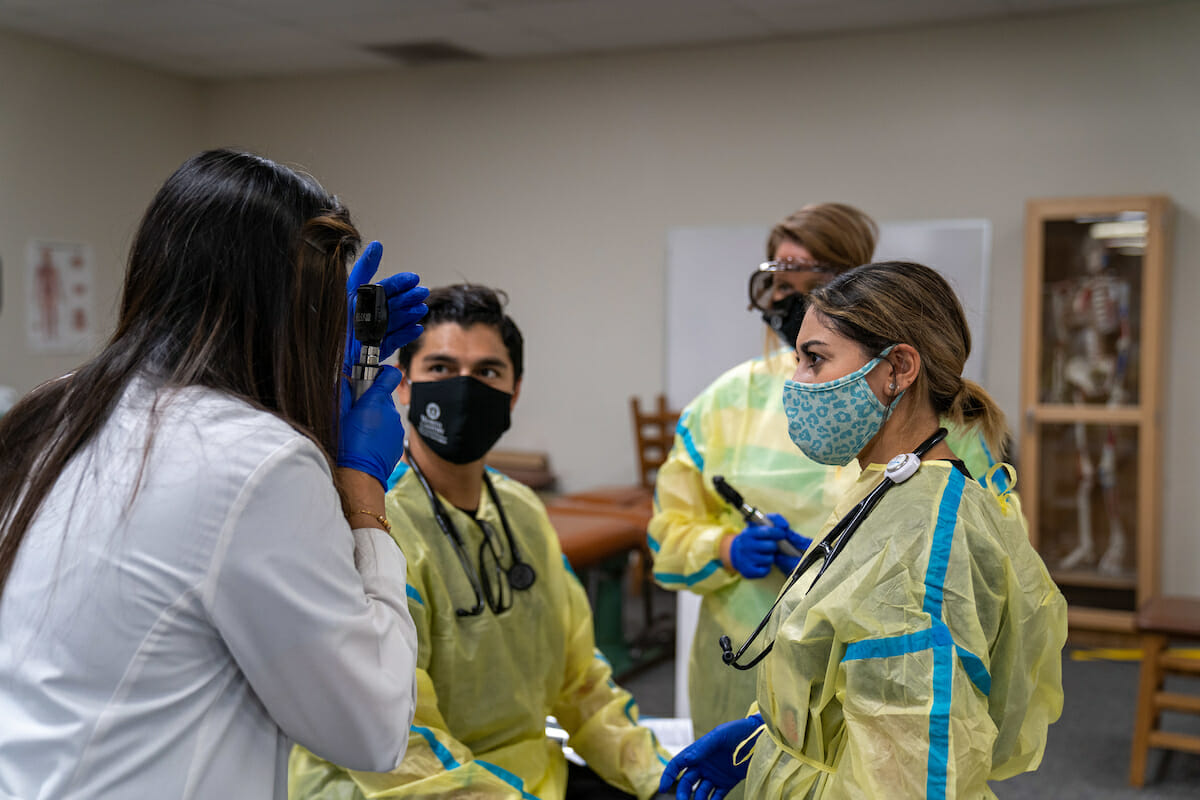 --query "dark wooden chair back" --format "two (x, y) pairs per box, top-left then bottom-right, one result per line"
(631, 394), (680, 490)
